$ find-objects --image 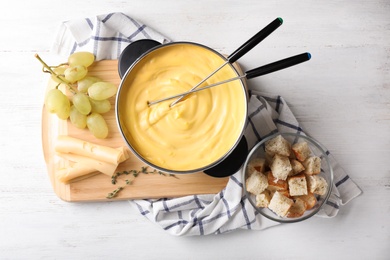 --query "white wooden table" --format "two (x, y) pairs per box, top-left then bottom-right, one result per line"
(1, 1), (389, 259)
